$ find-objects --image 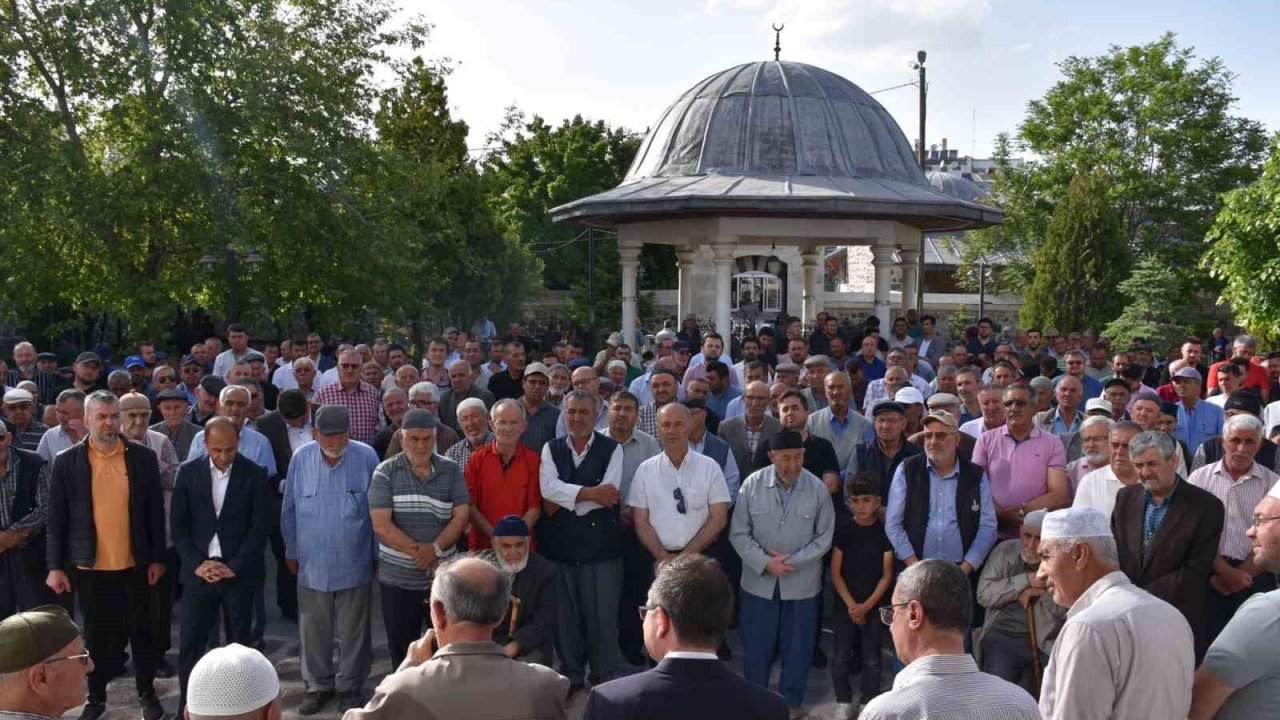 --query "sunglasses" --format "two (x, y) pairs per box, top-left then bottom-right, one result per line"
(673, 487), (686, 515)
